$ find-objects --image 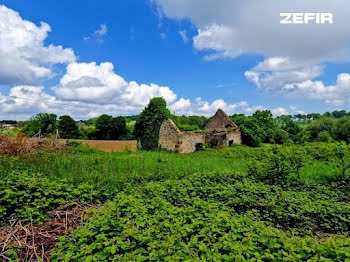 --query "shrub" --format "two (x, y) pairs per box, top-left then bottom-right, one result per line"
(52, 192), (350, 261)
(0, 172), (108, 225)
